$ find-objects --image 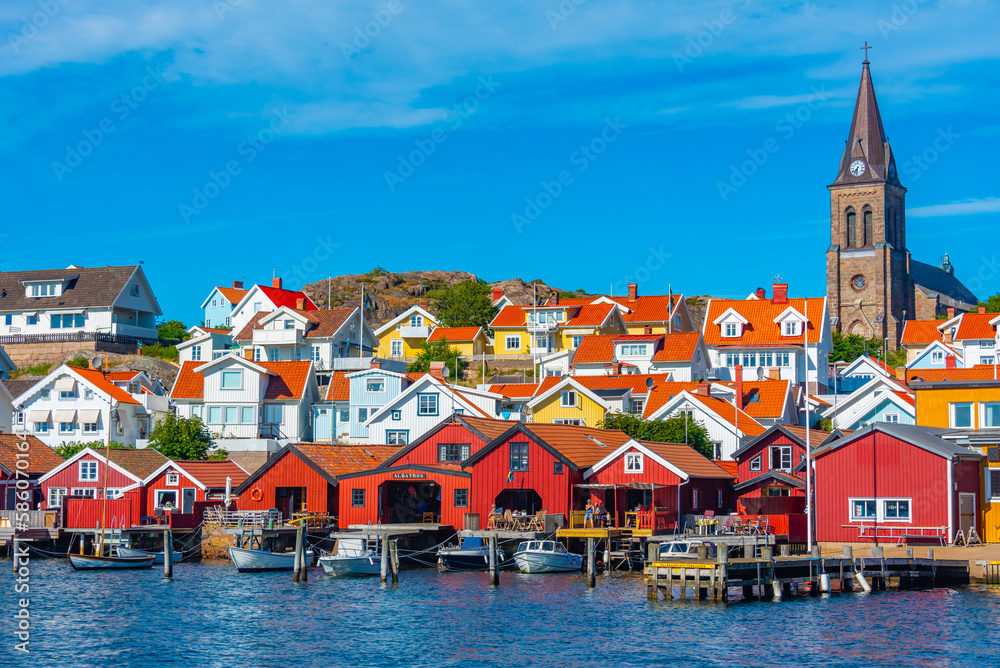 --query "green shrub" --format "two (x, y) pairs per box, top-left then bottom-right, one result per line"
(66, 356), (89, 369)
(140, 343), (178, 362)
